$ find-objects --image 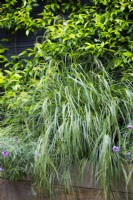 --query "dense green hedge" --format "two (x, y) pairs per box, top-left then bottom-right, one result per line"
(0, 0), (133, 81)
